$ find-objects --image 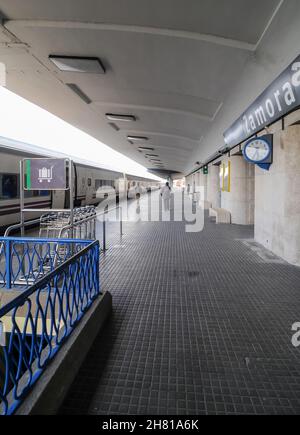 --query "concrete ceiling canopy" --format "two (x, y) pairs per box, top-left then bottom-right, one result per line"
(0, 0), (292, 175)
